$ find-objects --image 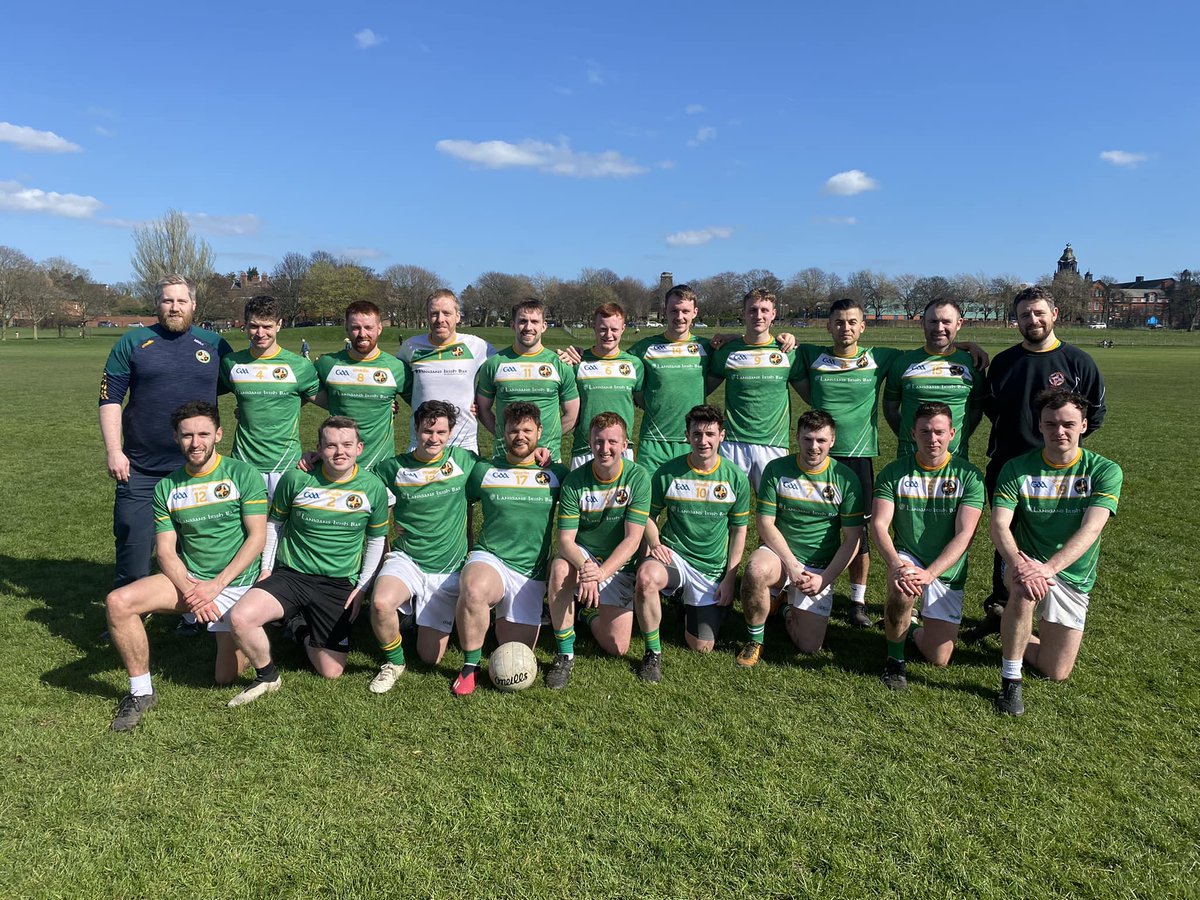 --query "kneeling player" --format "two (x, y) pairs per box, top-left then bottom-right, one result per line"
(105, 401), (267, 731)
(872, 402), (985, 691)
(545, 412), (651, 689)
(738, 410), (863, 666)
(634, 405), (750, 683)
(369, 400), (477, 692)
(992, 389), (1122, 716)
(227, 417), (389, 706)
(452, 402), (568, 696)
